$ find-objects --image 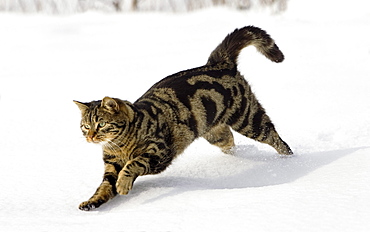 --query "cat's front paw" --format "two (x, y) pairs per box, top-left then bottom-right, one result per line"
(79, 200), (103, 211)
(116, 175), (136, 195)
